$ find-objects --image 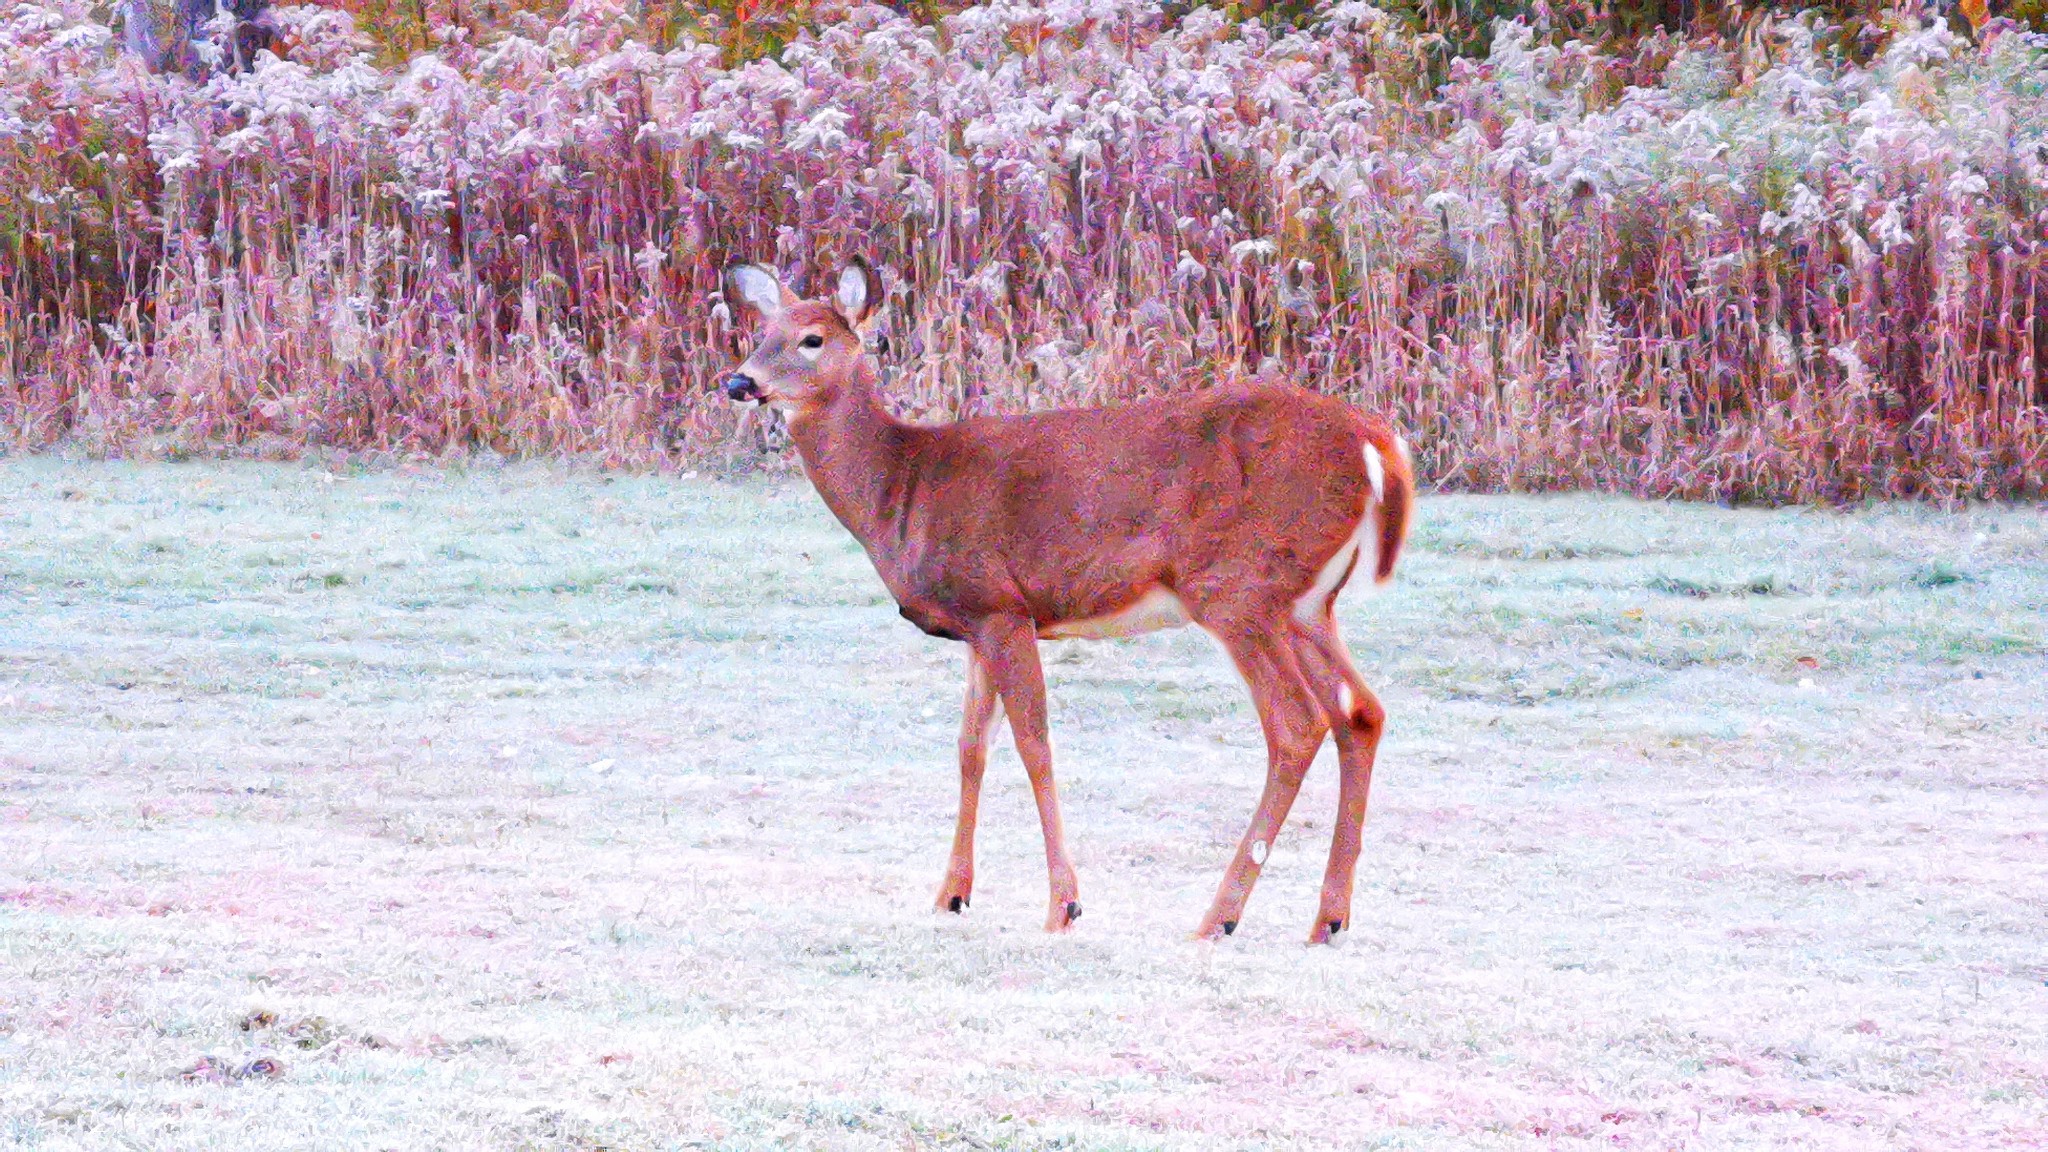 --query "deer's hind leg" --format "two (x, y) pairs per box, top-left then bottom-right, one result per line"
(1192, 613), (1331, 940)
(1289, 613), (1386, 944)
